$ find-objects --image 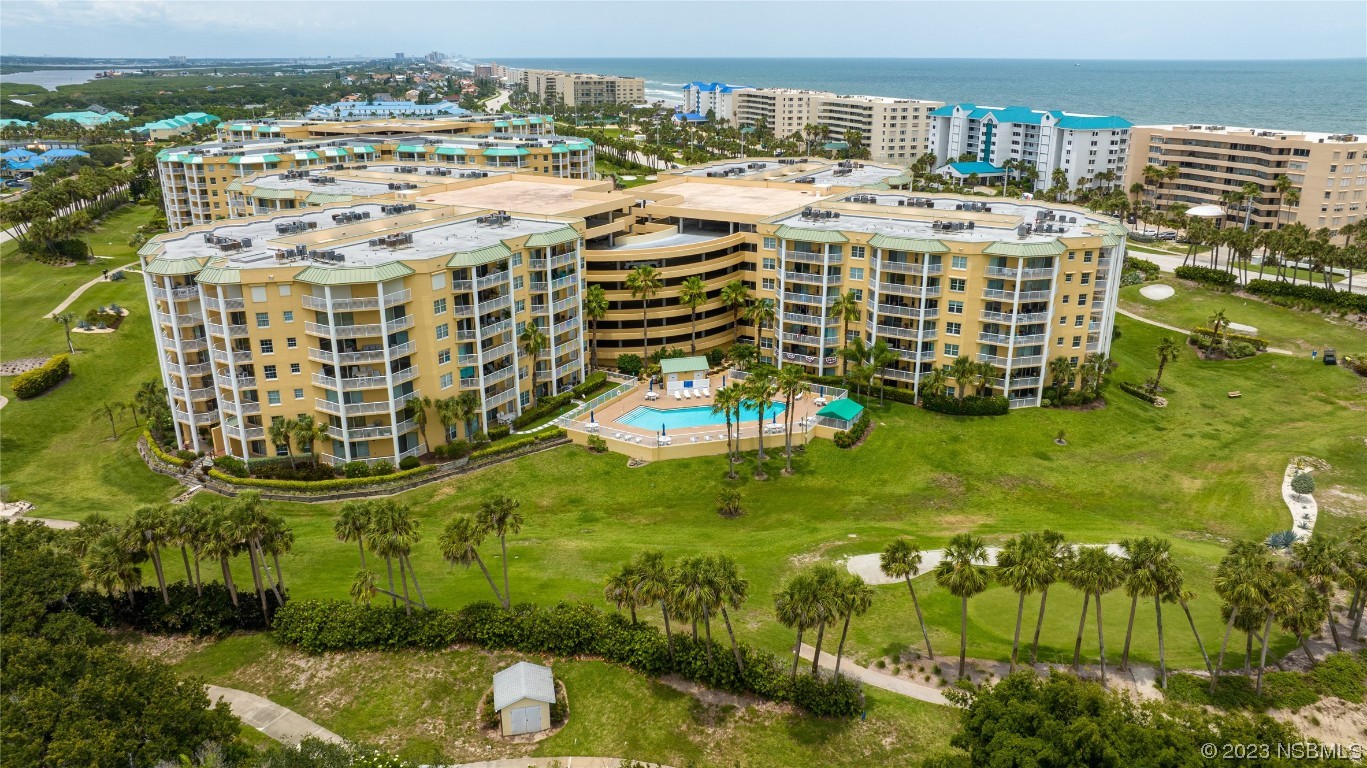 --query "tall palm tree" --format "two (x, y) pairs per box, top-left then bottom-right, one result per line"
(434, 397), (461, 445)
(671, 556), (719, 661)
(1152, 337), (1180, 392)
(829, 290), (861, 375)
(880, 537), (934, 659)
(291, 415), (329, 468)
(832, 573), (874, 676)
(1211, 540), (1269, 693)
(518, 323), (548, 406)
(122, 505), (171, 605)
(454, 390), (482, 439)
(1119, 537), (1161, 673)
(838, 336), (873, 398)
(54, 311), (76, 354)
(947, 355), (977, 403)
(720, 279), (751, 341)
(1291, 533), (1346, 652)
(711, 554), (750, 674)
(1208, 309), (1229, 340)
(744, 368), (778, 478)
(1030, 530), (1071, 664)
(371, 501), (424, 615)
(711, 384), (742, 478)
(775, 365), (808, 474)
(1255, 567), (1300, 695)
(745, 299), (777, 364)
(806, 564), (843, 675)
(626, 264), (663, 358)
(632, 550), (676, 663)
(83, 532), (142, 606)
(996, 533), (1054, 672)
(678, 275), (708, 354)
(775, 570), (819, 680)
(870, 340), (900, 405)
(200, 503), (240, 607)
(1069, 547), (1125, 687)
(168, 504), (203, 595)
(479, 494), (523, 607)
(934, 533), (991, 679)
(603, 562), (641, 623)
(350, 569), (378, 607)
(334, 501), (373, 570)
(1281, 584), (1330, 667)
(92, 401), (125, 440)
(404, 394), (435, 453)
(439, 513), (506, 607)
(583, 284), (609, 369)
(268, 417), (297, 468)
